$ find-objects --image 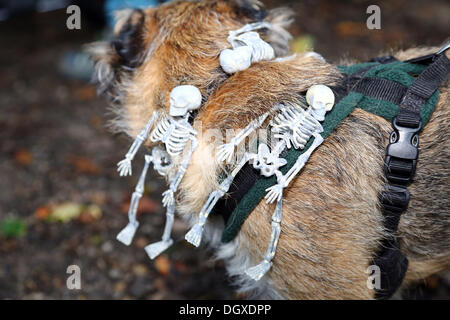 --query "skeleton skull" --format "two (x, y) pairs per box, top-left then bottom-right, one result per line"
(306, 84), (335, 111)
(169, 85), (202, 117)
